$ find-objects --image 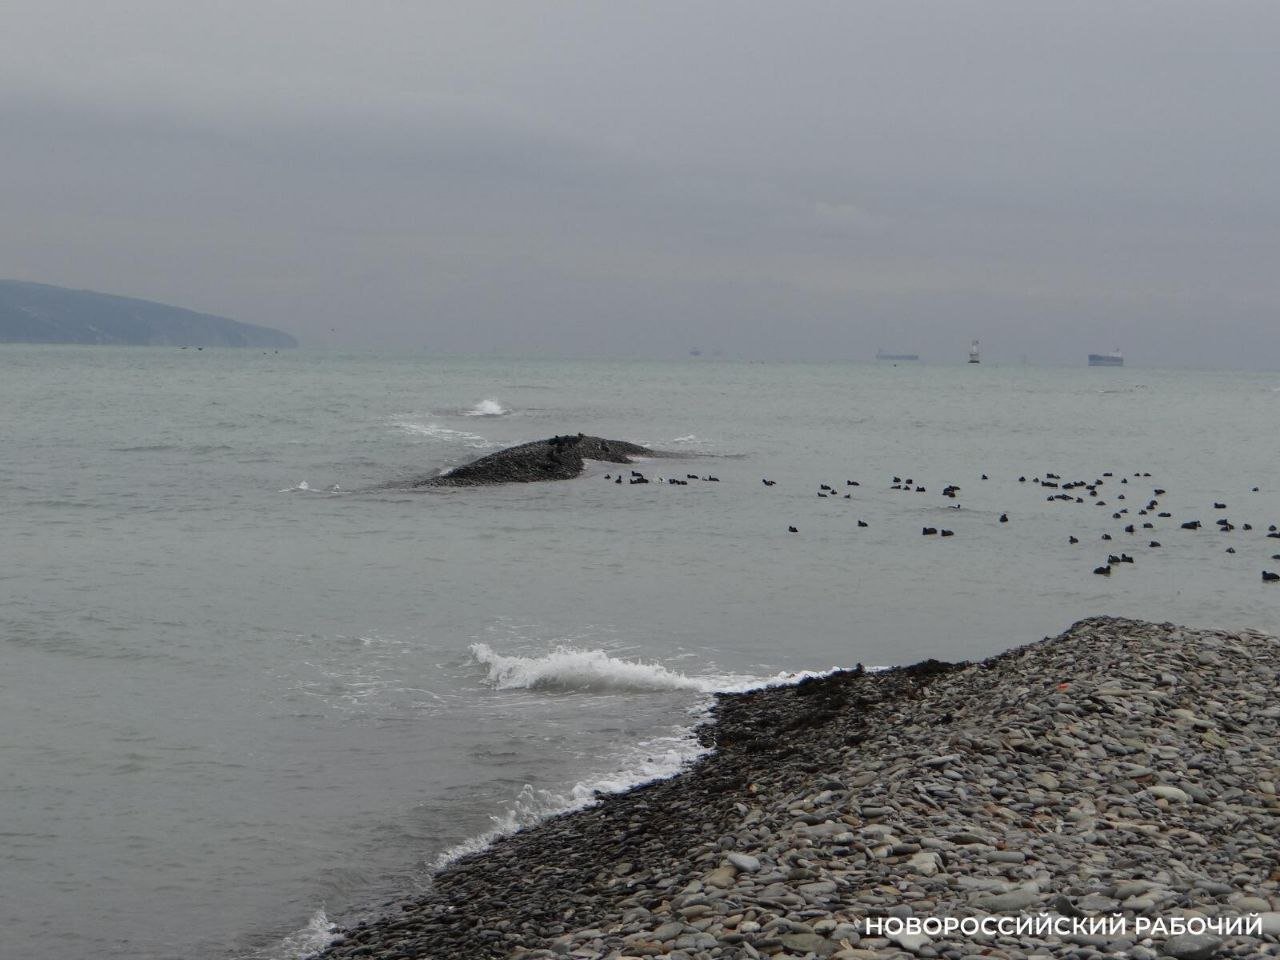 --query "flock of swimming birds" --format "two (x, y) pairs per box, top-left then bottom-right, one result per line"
(602, 466), (1280, 584)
